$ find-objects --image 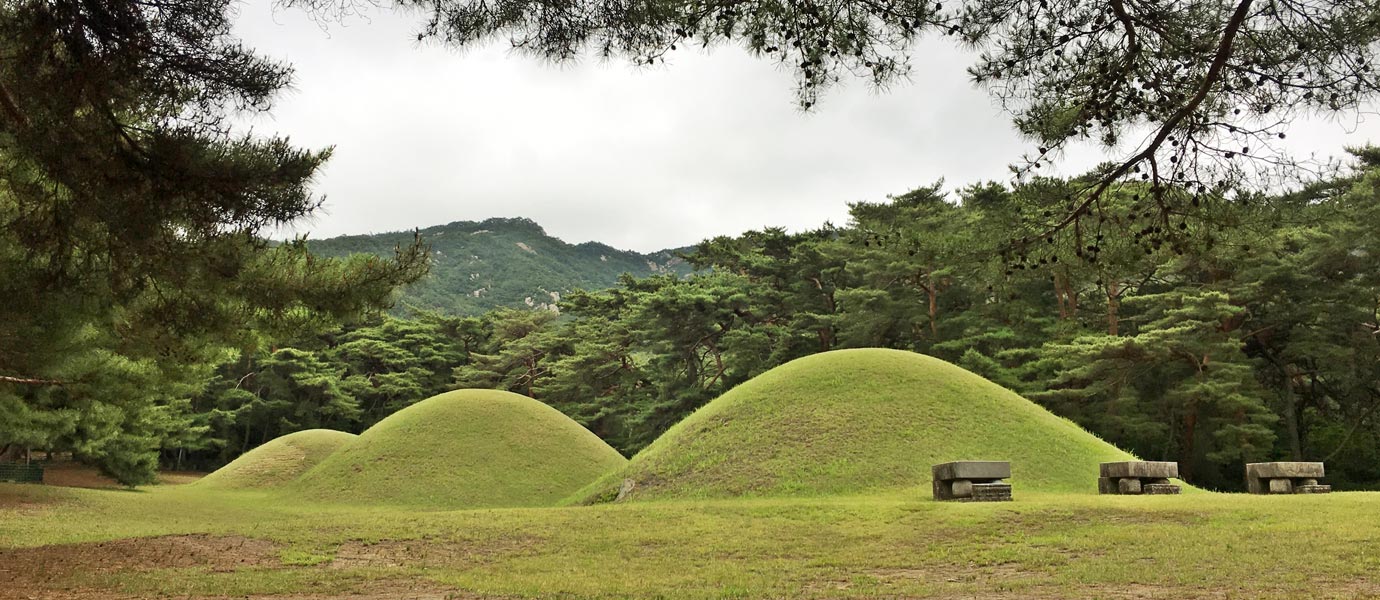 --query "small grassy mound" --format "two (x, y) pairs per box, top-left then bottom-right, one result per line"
(291, 389), (627, 508)
(575, 348), (1136, 502)
(198, 429), (356, 490)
